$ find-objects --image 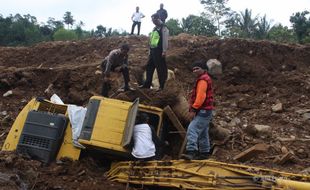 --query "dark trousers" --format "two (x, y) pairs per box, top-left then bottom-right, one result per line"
(143, 49), (167, 89)
(131, 21), (141, 35)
